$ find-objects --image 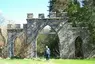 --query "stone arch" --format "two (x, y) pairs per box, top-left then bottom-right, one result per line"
(26, 17), (68, 58)
(36, 25), (60, 58)
(75, 36), (83, 58)
(7, 29), (23, 57)
(12, 31), (26, 58)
